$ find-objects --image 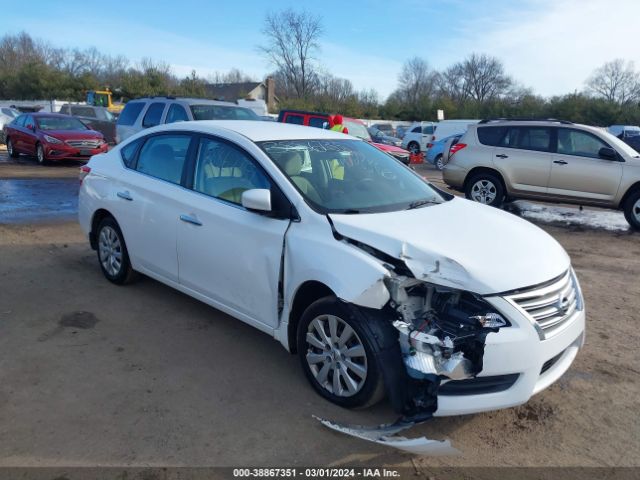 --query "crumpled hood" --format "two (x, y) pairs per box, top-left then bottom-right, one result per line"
(329, 197), (570, 295)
